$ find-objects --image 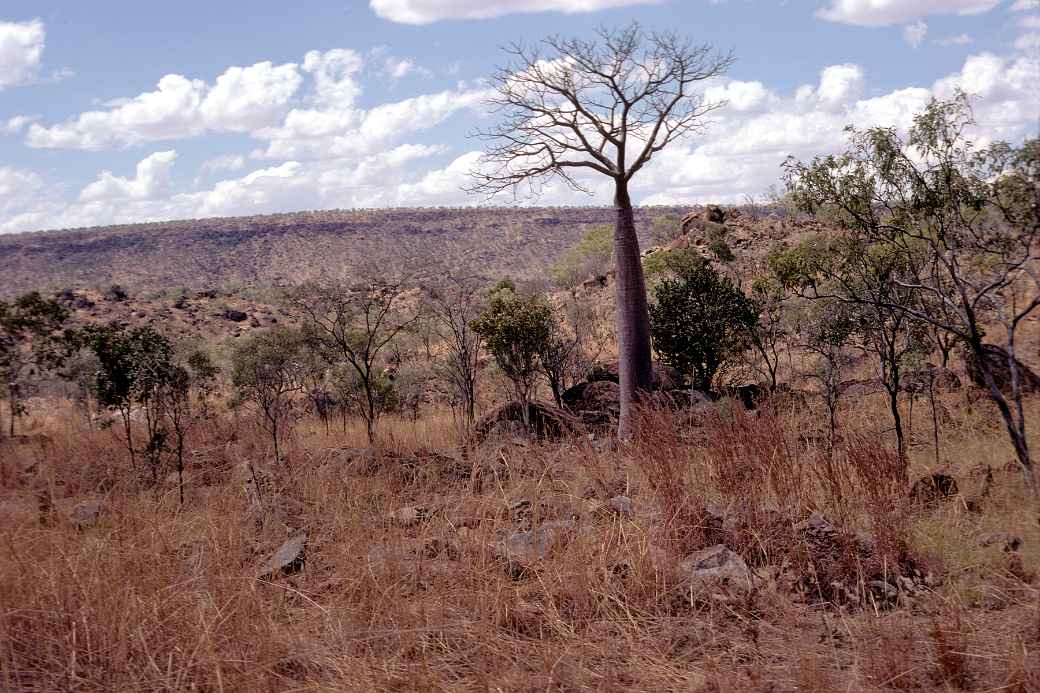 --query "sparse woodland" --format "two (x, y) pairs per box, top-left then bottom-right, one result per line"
(0, 83), (1038, 692)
